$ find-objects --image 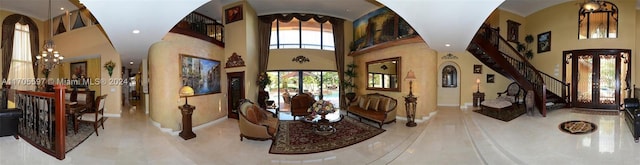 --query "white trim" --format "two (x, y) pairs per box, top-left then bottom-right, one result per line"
(150, 117), (228, 135)
(104, 113), (121, 118)
(438, 104), (459, 107)
(460, 102), (473, 109)
(396, 111), (438, 123)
